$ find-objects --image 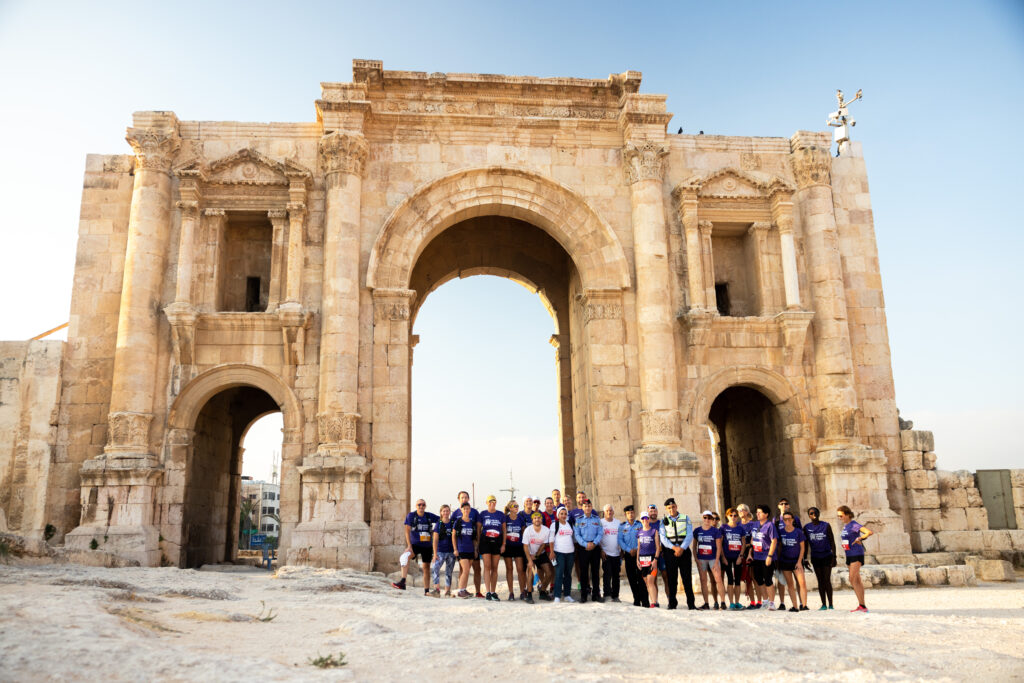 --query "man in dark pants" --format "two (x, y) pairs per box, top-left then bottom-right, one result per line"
(572, 498), (604, 602)
(617, 505), (649, 607)
(659, 497), (695, 610)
